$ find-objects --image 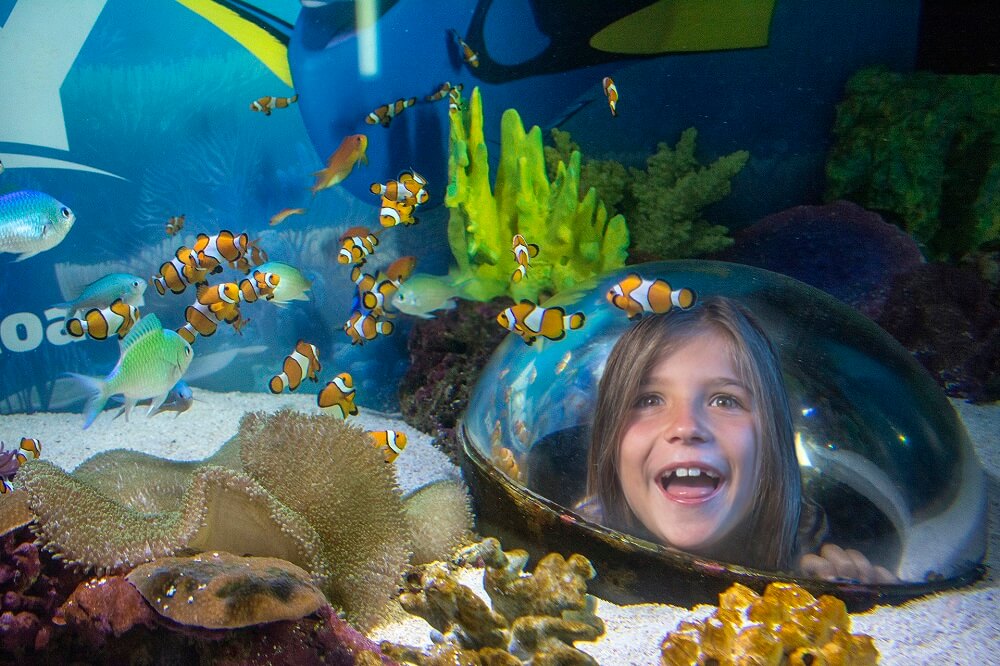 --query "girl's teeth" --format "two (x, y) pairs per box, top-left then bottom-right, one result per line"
(672, 467), (720, 479)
